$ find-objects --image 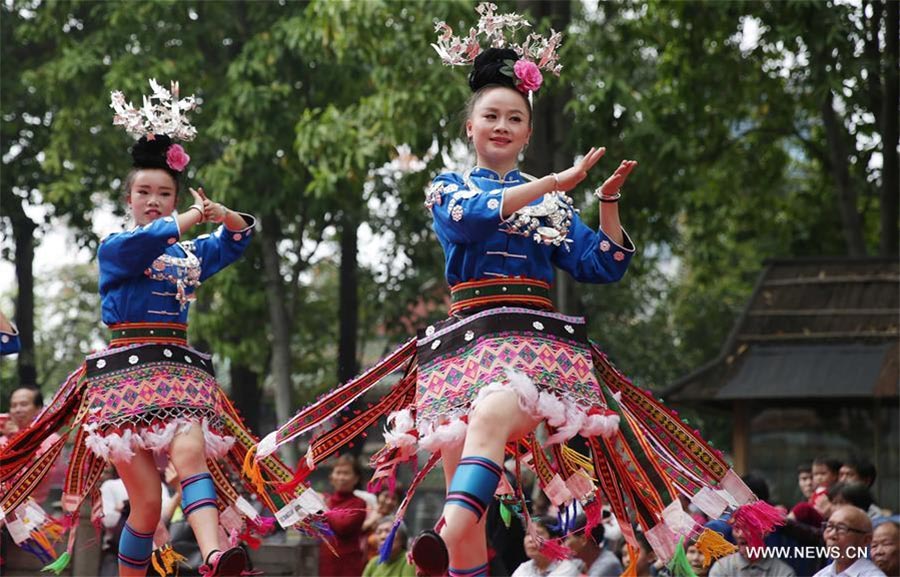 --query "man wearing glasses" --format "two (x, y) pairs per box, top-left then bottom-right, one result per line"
(814, 505), (886, 577)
